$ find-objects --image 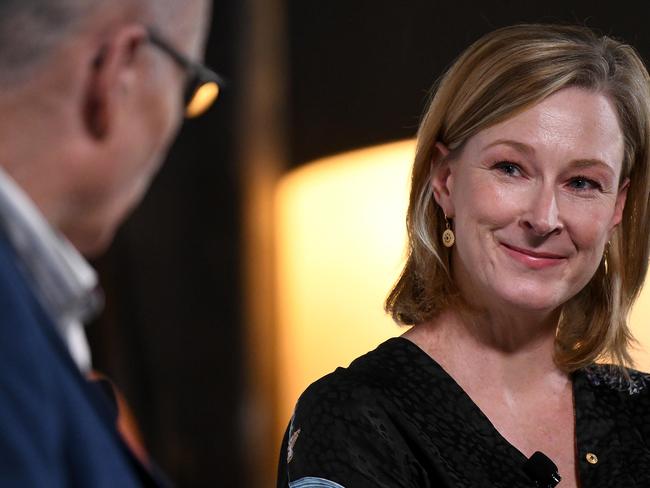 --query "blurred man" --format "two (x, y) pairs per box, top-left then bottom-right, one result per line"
(0, 0), (218, 485)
